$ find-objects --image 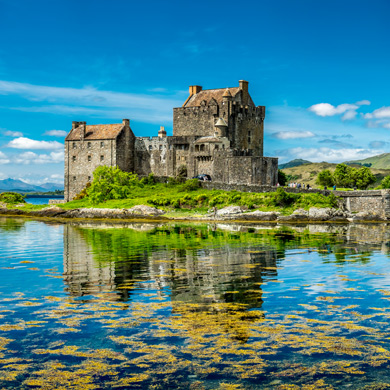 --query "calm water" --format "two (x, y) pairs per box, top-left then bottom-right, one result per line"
(25, 196), (64, 205)
(1, 218), (390, 389)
